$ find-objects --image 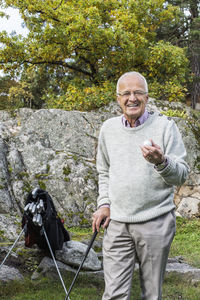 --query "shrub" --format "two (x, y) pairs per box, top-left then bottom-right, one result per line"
(47, 81), (116, 111)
